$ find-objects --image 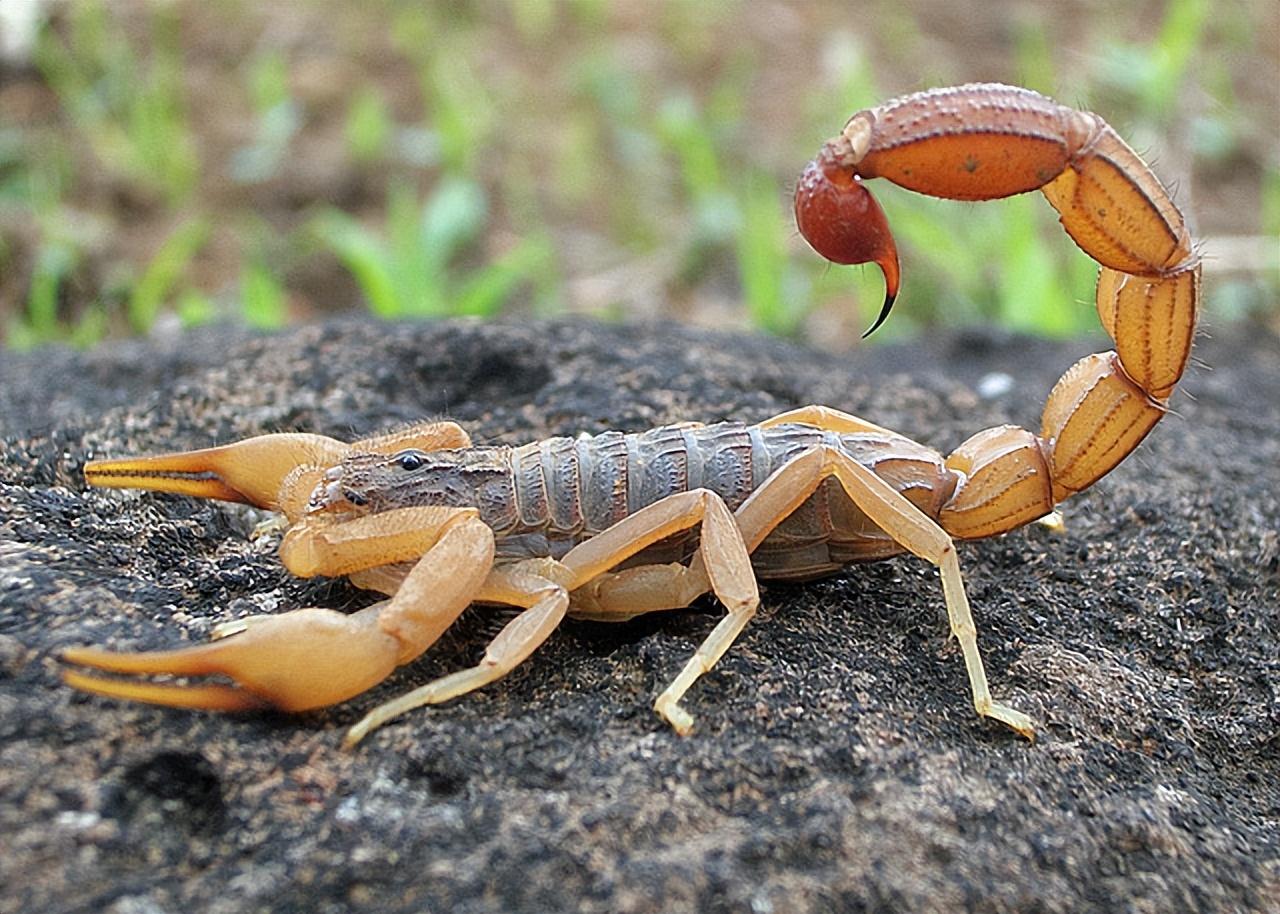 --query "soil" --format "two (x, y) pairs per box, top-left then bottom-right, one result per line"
(1, 317), (1278, 914)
